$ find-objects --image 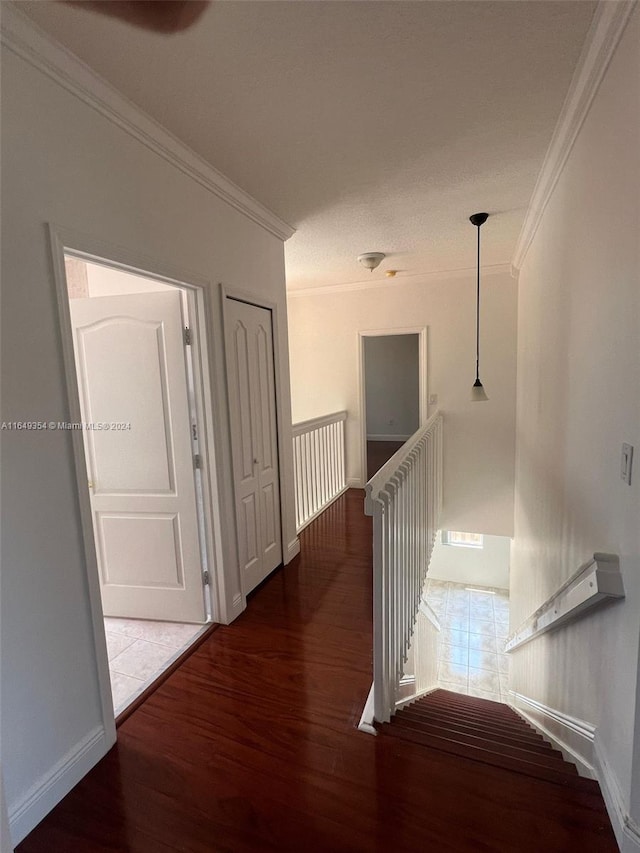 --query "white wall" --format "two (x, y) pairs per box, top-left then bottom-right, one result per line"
(364, 334), (419, 439)
(1, 31), (296, 846)
(288, 268), (518, 536)
(510, 5), (640, 839)
(429, 532), (510, 589)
